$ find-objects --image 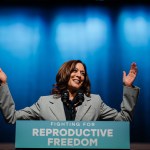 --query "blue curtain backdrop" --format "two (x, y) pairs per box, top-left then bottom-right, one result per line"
(0, 3), (150, 143)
